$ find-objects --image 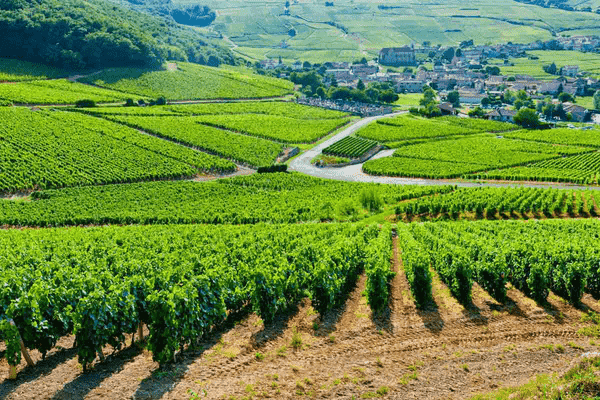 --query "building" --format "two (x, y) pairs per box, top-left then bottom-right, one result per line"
(458, 90), (486, 105)
(562, 65), (579, 77)
(563, 102), (590, 122)
(325, 69), (354, 83)
(437, 102), (457, 115)
(259, 59), (282, 69)
(350, 64), (379, 77)
(396, 79), (426, 93)
(487, 108), (517, 123)
(378, 46), (416, 66)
